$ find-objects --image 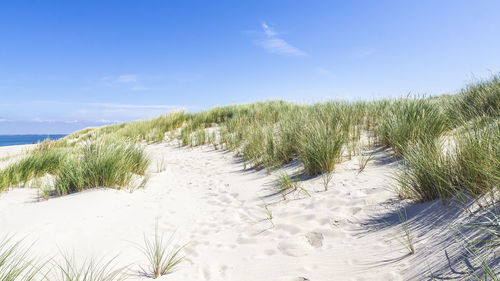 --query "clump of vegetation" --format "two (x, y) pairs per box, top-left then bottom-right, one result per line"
(54, 139), (149, 195)
(398, 118), (499, 202)
(299, 118), (345, 176)
(0, 136), (149, 197)
(0, 142), (69, 192)
(377, 98), (449, 156)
